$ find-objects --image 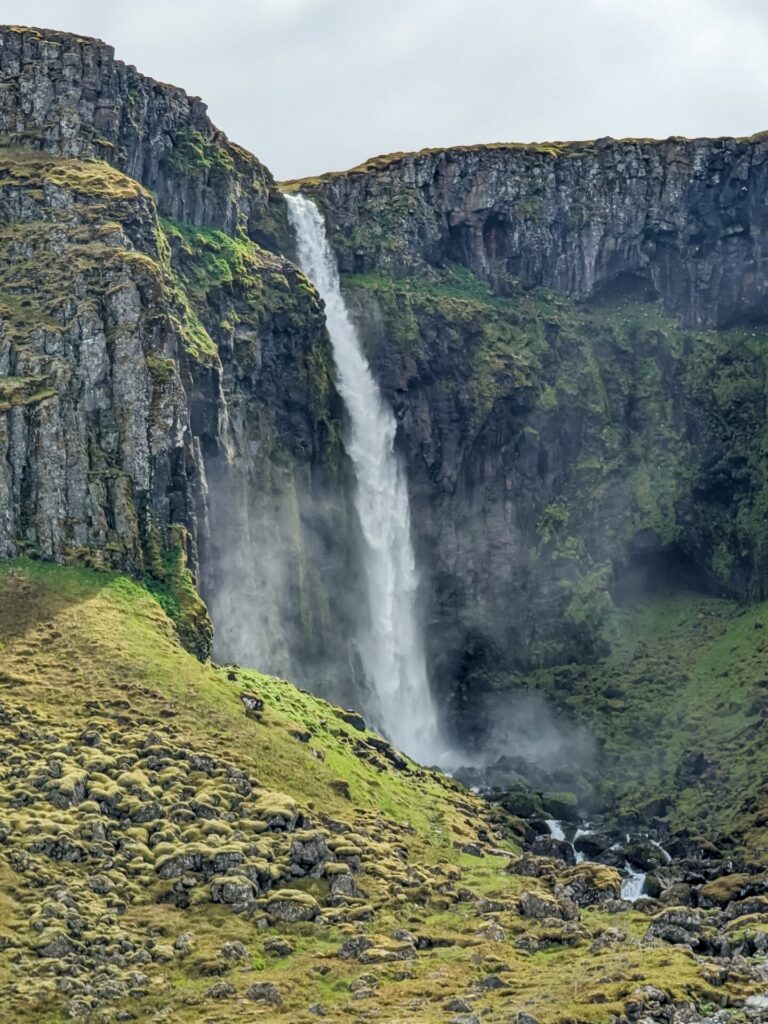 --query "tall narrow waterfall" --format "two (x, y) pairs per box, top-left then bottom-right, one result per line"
(285, 193), (439, 762)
